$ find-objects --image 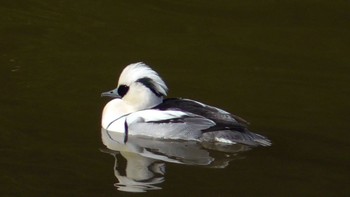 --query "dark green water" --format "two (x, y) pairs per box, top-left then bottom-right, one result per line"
(1, 0), (349, 196)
